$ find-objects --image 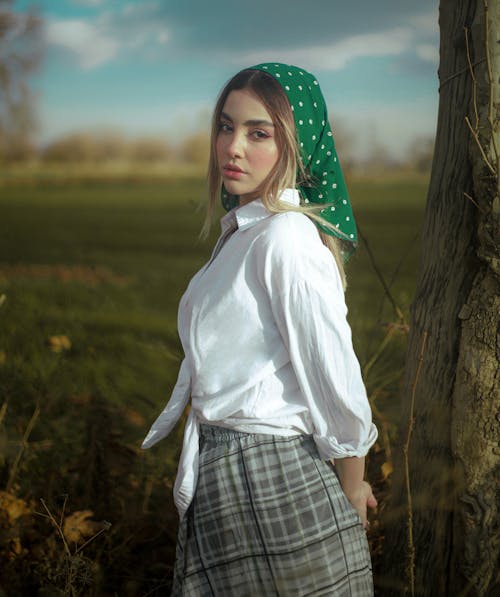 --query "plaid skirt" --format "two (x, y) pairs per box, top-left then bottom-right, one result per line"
(171, 424), (373, 596)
